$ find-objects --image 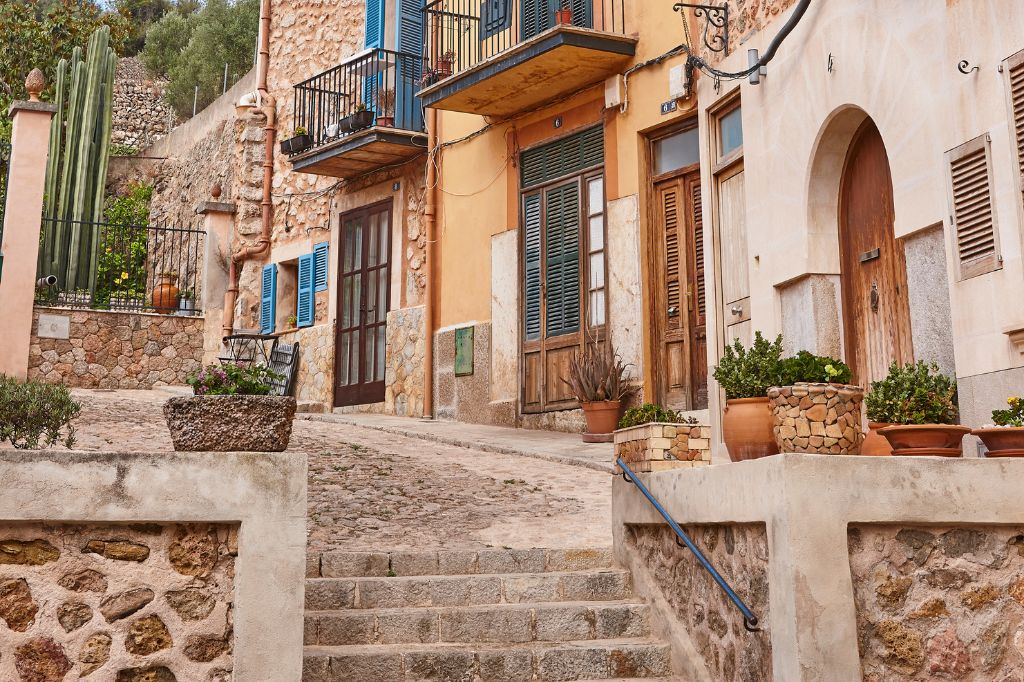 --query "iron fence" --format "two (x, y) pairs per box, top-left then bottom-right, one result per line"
(422, 0), (628, 85)
(289, 48), (426, 155)
(35, 217), (205, 315)
(0, 141), (11, 244)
